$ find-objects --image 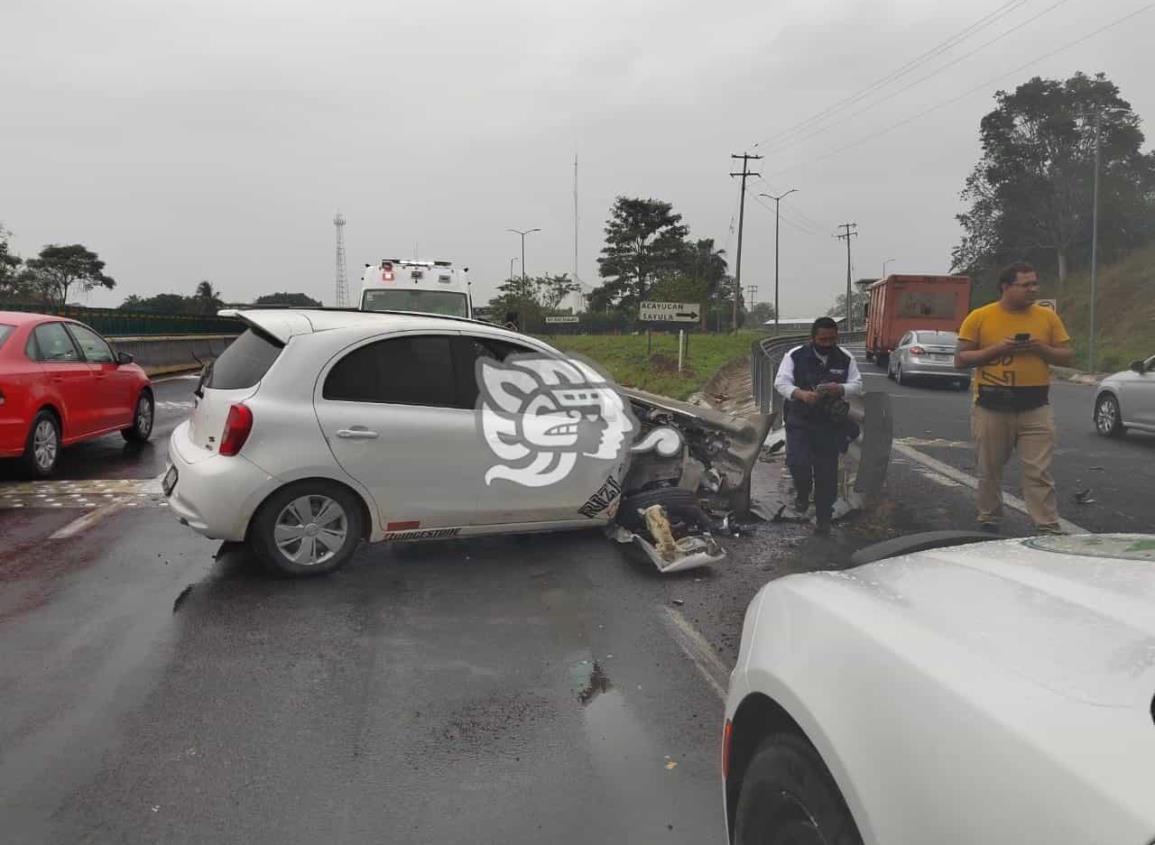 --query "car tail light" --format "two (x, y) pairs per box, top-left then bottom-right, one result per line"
(381, 262), (394, 282)
(722, 719), (733, 780)
(219, 404), (253, 456)
(910, 346), (927, 356)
